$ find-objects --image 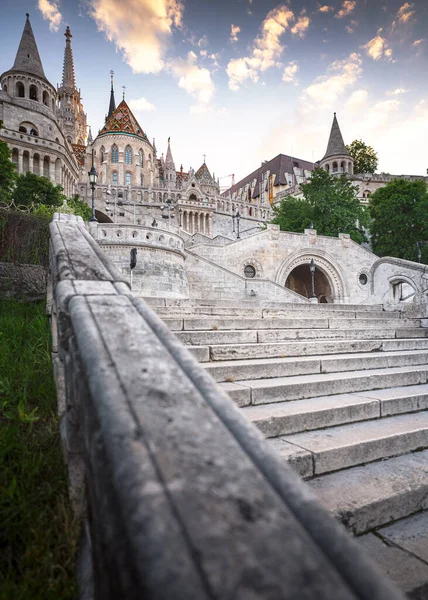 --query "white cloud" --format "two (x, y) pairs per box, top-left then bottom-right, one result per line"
(227, 4), (295, 90)
(200, 49), (207, 57)
(335, 1), (356, 19)
(363, 32), (392, 61)
(38, 0), (63, 32)
(318, 5), (333, 13)
(291, 11), (310, 38)
(88, 0), (183, 74)
(230, 24), (240, 43)
(392, 2), (415, 28)
(282, 60), (299, 84)
(170, 51), (215, 106)
(303, 52), (362, 109)
(412, 39), (424, 47)
(346, 89), (368, 112)
(129, 96), (156, 111)
(346, 20), (358, 33)
(387, 88), (407, 96)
